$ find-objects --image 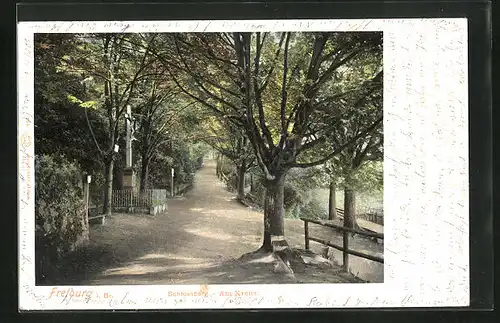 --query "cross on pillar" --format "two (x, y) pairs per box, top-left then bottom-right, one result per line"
(123, 104), (135, 190)
(125, 105), (133, 168)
